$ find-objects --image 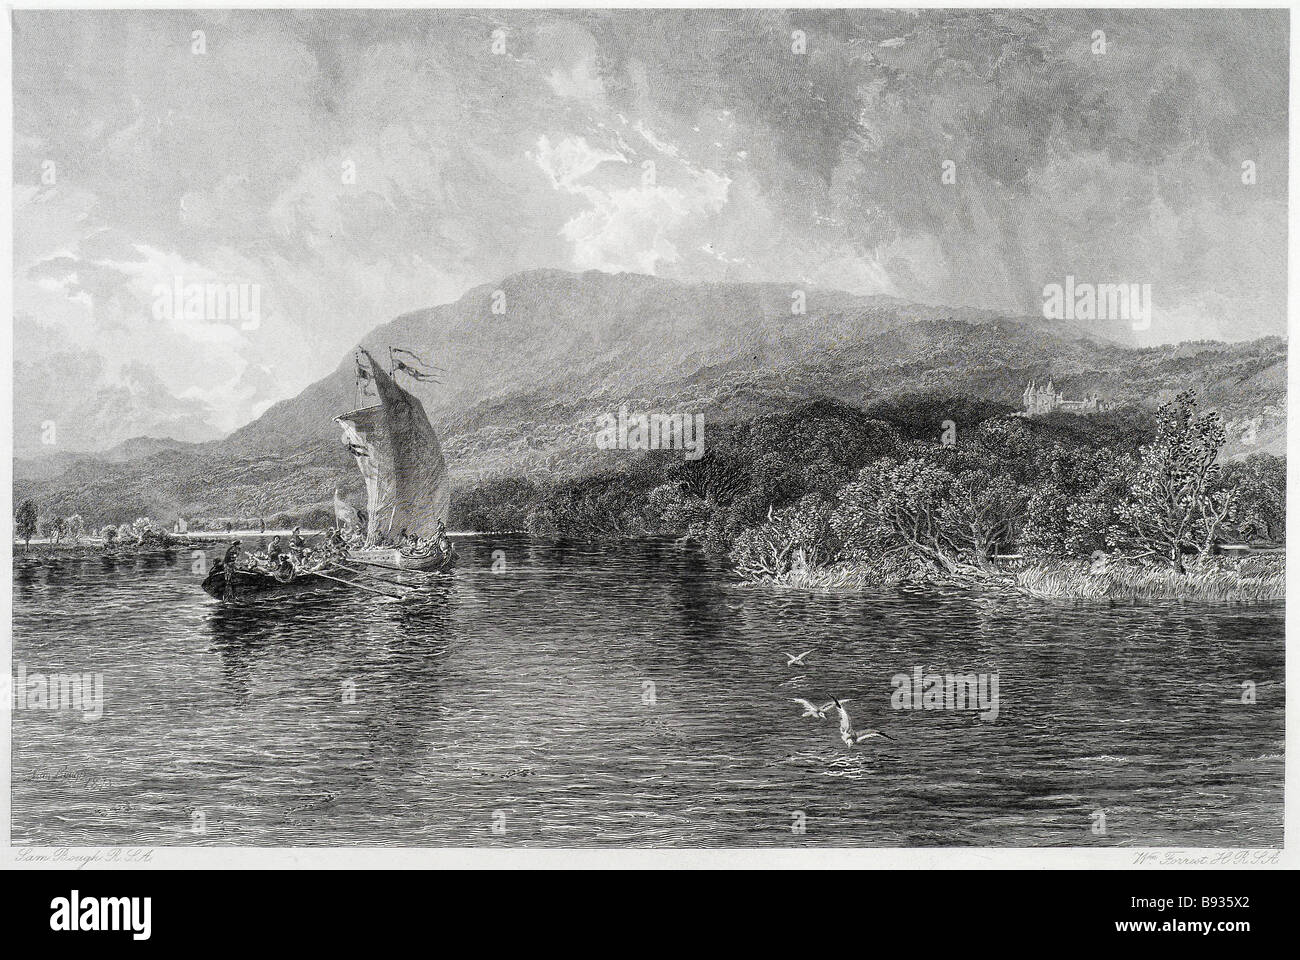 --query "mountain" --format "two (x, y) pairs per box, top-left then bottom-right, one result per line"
(98, 436), (196, 463)
(13, 270), (1286, 526)
(13, 357), (223, 459)
(14, 436), (197, 481)
(219, 269), (1107, 456)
